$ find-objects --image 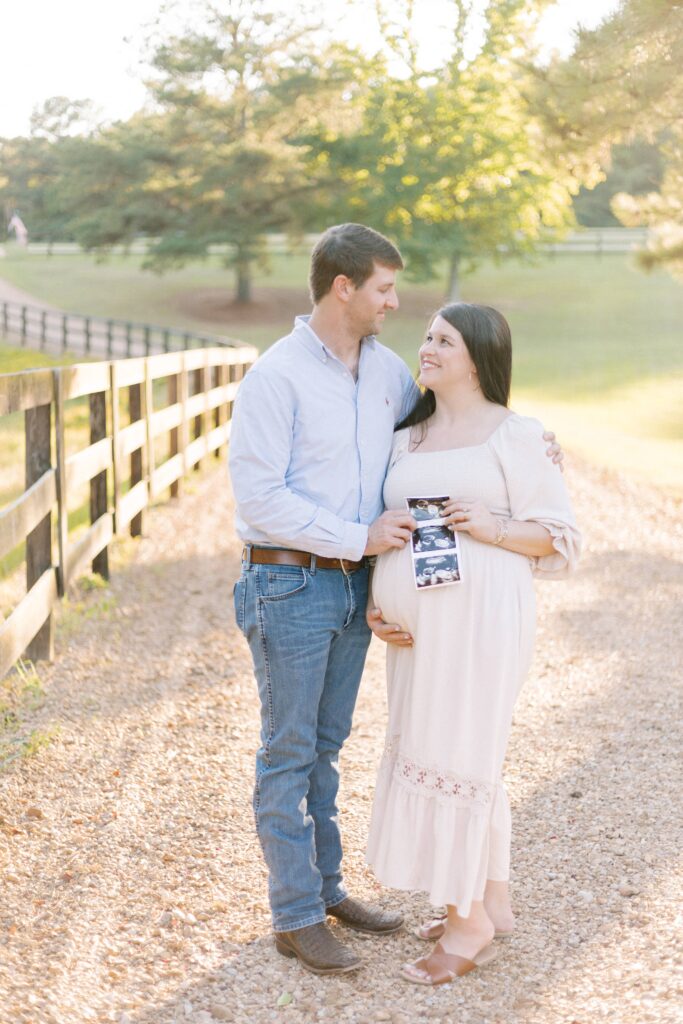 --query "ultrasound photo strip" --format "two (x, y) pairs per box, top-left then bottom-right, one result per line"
(406, 496), (462, 589)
